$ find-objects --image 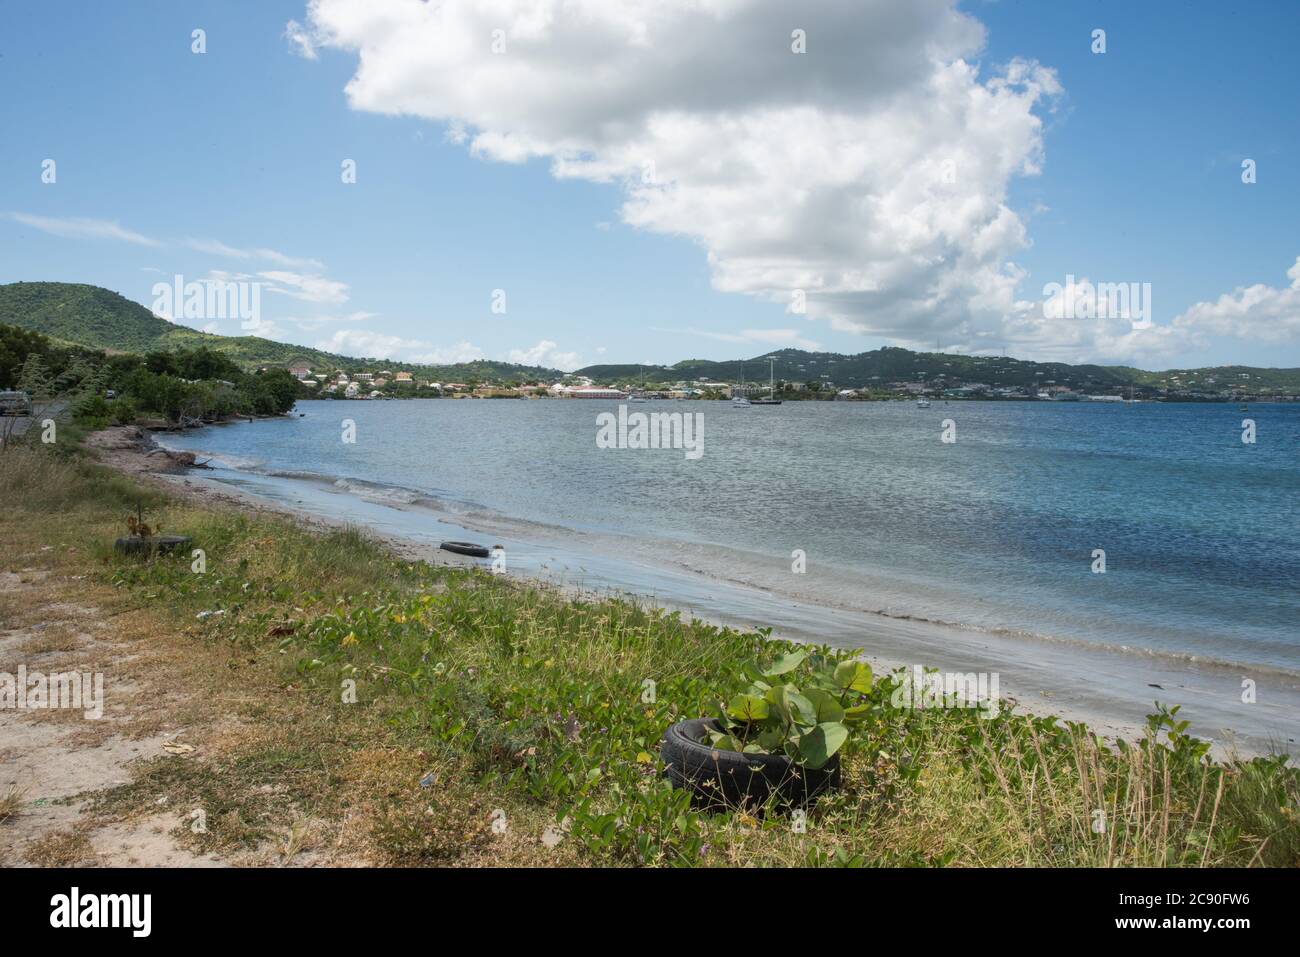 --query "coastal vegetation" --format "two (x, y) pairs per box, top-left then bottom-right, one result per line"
(0, 323), (299, 427)
(2, 435), (1296, 867)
